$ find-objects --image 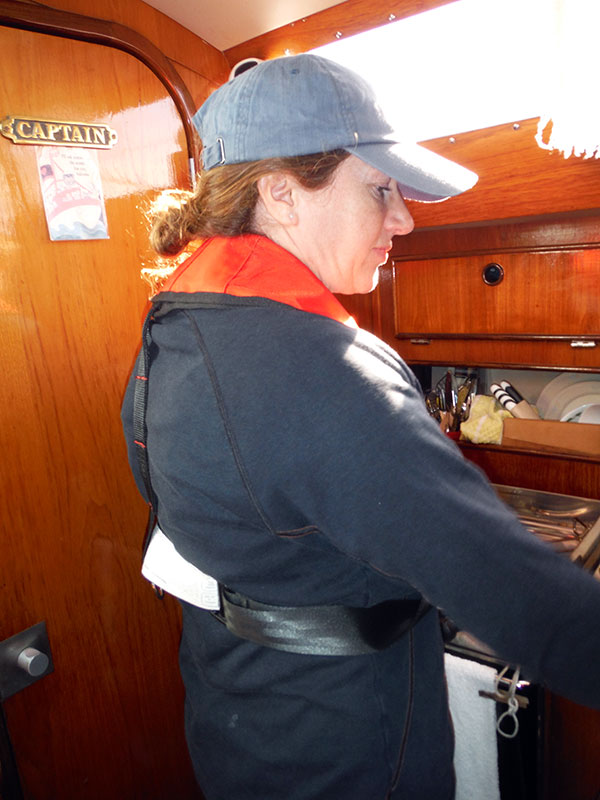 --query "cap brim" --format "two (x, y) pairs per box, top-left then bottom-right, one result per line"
(348, 140), (478, 202)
